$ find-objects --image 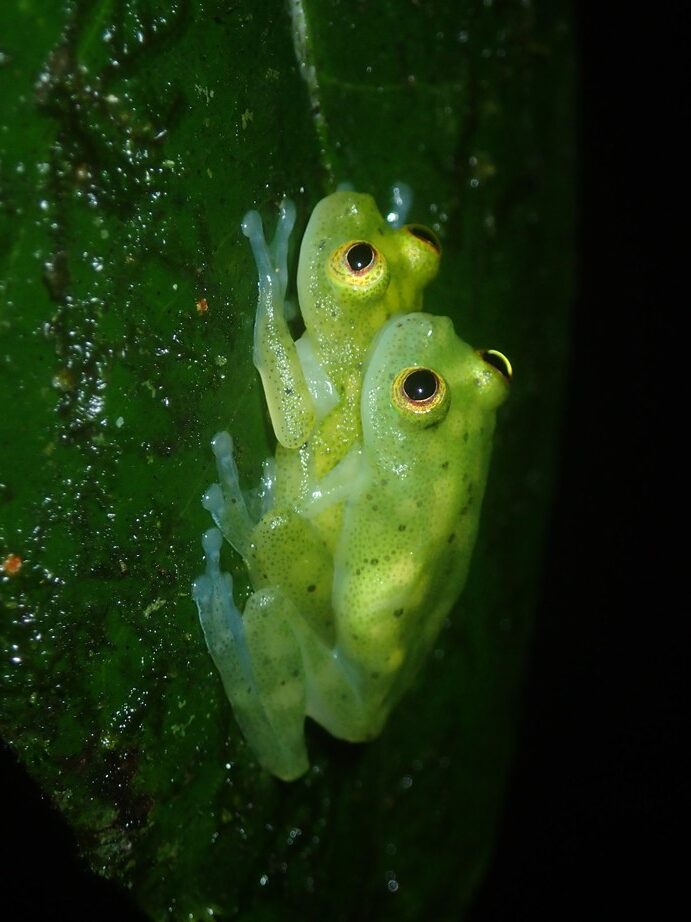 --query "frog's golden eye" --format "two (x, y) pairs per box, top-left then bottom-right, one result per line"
(328, 239), (390, 298)
(479, 349), (512, 381)
(392, 366), (448, 423)
(405, 224), (441, 255)
(332, 240), (380, 276)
